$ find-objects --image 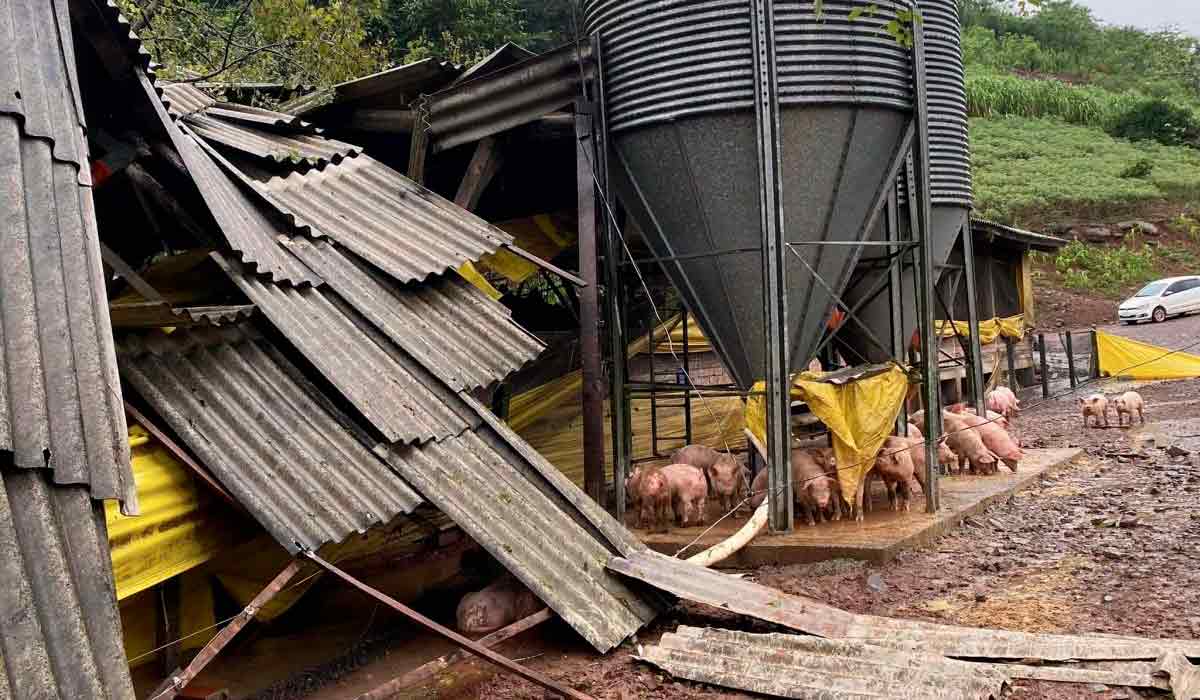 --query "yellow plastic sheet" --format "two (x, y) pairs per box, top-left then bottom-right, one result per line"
(1096, 331), (1200, 380)
(654, 315), (713, 354)
(106, 426), (248, 600)
(745, 364), (910, 506)
(119, 569), (217, 668)
(457, 261), (503, 300)
(479, 213), (576, 284)
(934, 315), (1026, 345)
